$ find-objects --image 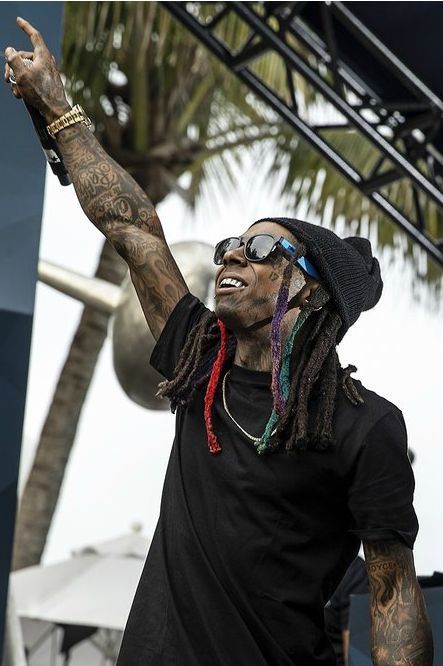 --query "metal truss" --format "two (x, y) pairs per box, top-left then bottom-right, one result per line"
(163, 1), (443, 267)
